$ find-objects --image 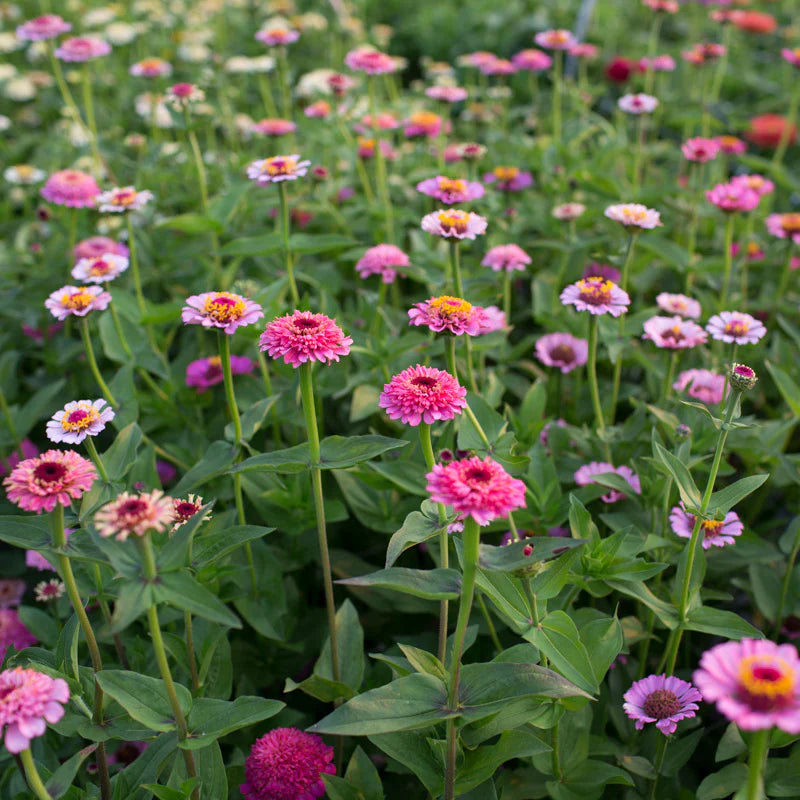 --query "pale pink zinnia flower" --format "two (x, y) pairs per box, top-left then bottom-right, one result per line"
(623, 674), (701, 736)
(344, 47), (398, 75)
(480, 58), (517, 76)
(185, 355), (255, 393)
(96, 186), (154, 213)
(421, 209), (487, 240)
(379, 365), (467, 426)
(71, 254), (129, 284)
(535, 333), (588, 373)
(481, 244), (531, 273)
(705, 311), (766, 345)
(476, 306), (507, 334)
(552, 202), (586, 221)
(45, 285), (111, 320)
(618, 93), (659, 114)
(3, 449), (97, 513)
(255, 25), (300, 46)
(181, 291), (264, 335)
(732, 174), (774, 197)
(165, 82), (205, 110)
(669, 503), (743, 549)
(304, 101), (331, 119)
(642, 315), (708, 349)
(604, 203), (662, 229)
(706, 182), (760, 213)
(655, 292), (701, 319)
(408, 296), (483, 336)
(426, 456), (526, 525)
(16, 14), (71, 41)
(694, 639), (800, 733)
(73, 236), (128, 261)
(425, 85), (468, 103)
(259, 310), (353, 368)
(511, 49), (552, 71)
(54, 37), (111, 62)
(639, 54), (676, 72)
(355, 244), (409, 284)
(416, 176), (484, 205)
(673, 369), (726, 404)
(560, 277), (630, 317)
(682, 137), (721, 162)
(252, 118), (297, 136)
(41, 169), (99, 208)
(94, 490), (175, 541)
(766, 213), (800, 244)
(129, 58), (172, 78)
(574, 461), (641, 503)
(247, 155), (311, 184)
(46, 399), (114, 445)
(534, 29), (577, 50)
(34, 579), (65, 603)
